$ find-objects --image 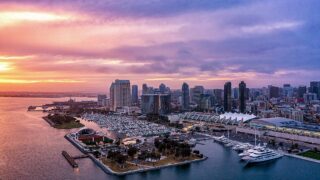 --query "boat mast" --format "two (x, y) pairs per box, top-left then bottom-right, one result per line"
(254, 126), (256, 146)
